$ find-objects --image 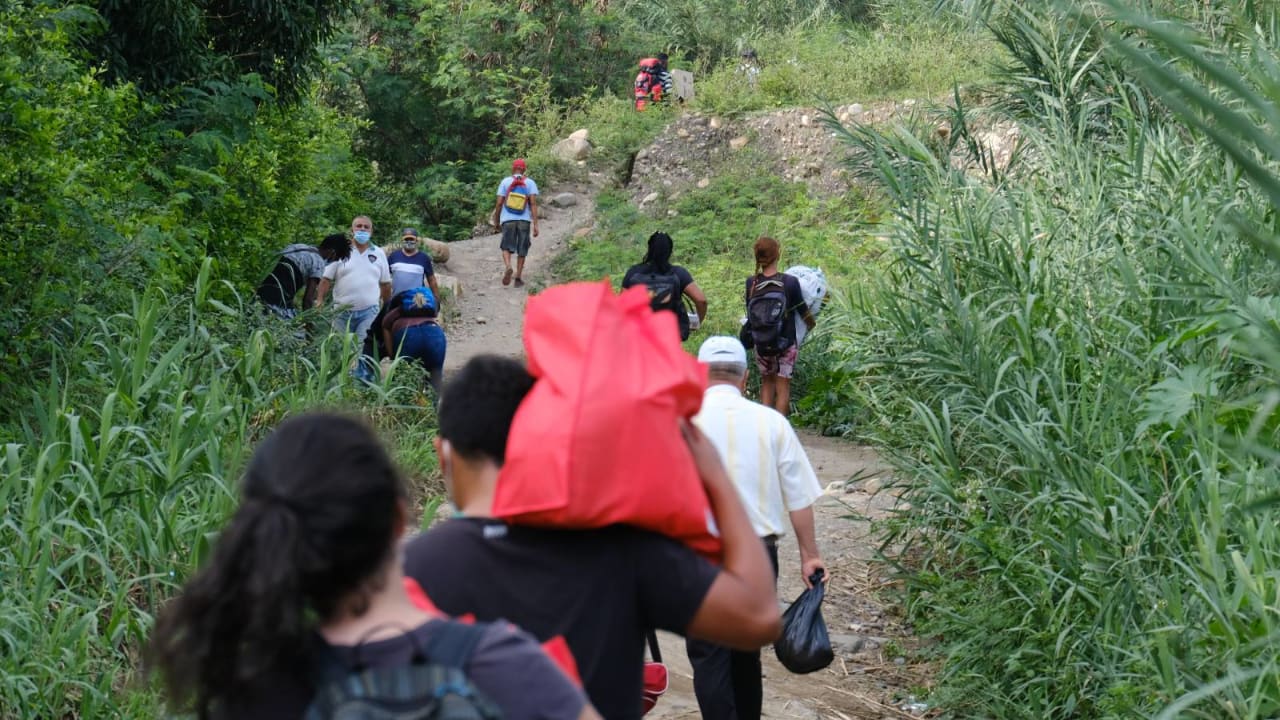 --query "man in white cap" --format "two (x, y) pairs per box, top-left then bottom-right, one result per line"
(687, 335), (825, 720)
